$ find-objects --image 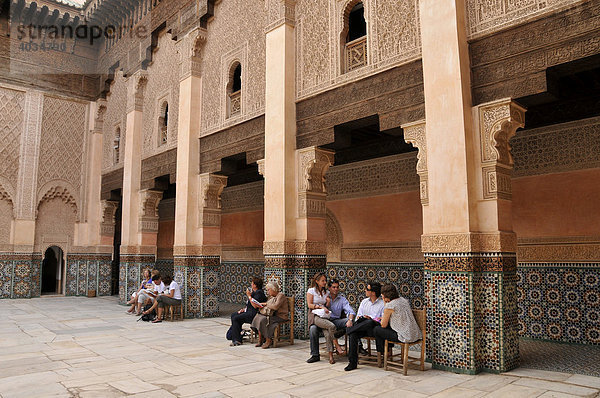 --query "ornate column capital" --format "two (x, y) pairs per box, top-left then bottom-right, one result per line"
(257, 158), (265, 177)
(126, 71), (148, 113)
(100, 199), (119, 237)
(177, 27), (207, 81)
(265, 0), (296, 33)
(198, 173), (228, 227)
(93, 99), (107, 133)
(477, 99), (526, 200)
(297, 146), (334, 218)
(138, 189), (162, 233)
(402, 120), (428, 205)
